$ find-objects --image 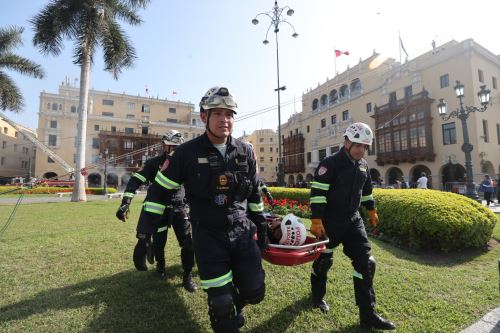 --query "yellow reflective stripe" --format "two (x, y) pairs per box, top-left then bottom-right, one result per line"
(123, 192), (135, 198)
(154, 171), (180, 190)
(353, 270), (363, 279)
(132, 173), (147, 183)
(157, 226), (168, 233)
(248, 201), (264, 212)
(143, 201), (166, 215)
(200, 271), (233, 290)
(311, 181), (330, 191)
(361, 194), (374, 202)
(310, 196), (327, 204)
